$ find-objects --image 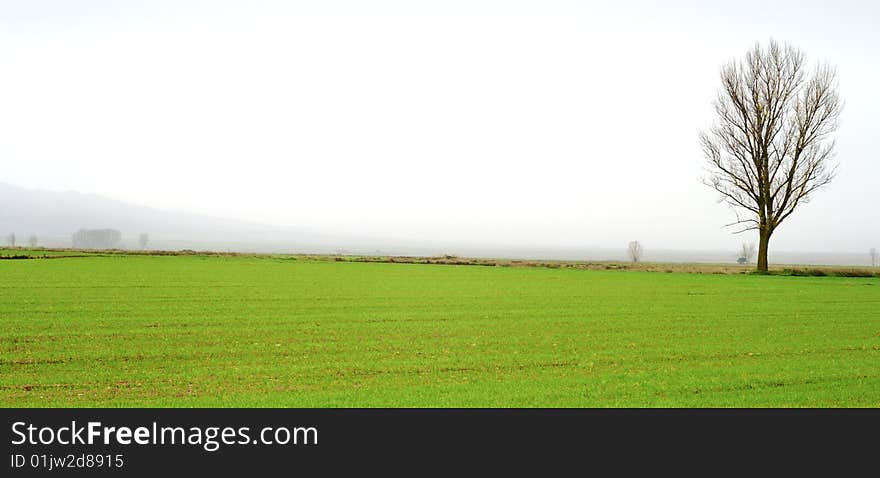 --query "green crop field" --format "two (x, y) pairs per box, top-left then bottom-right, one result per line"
(1, 252), (879, 407)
